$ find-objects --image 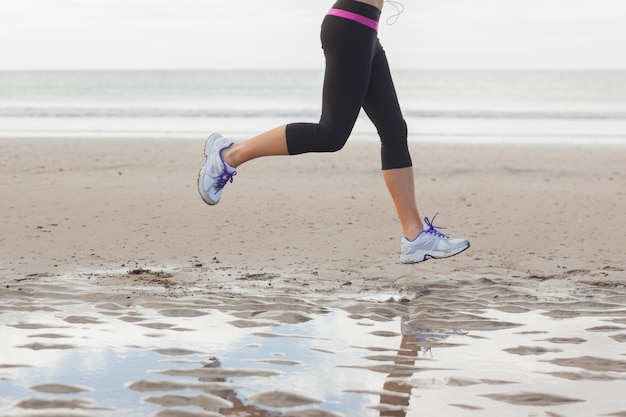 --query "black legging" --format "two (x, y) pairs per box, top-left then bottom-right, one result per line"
(286, 0), (412, 170)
